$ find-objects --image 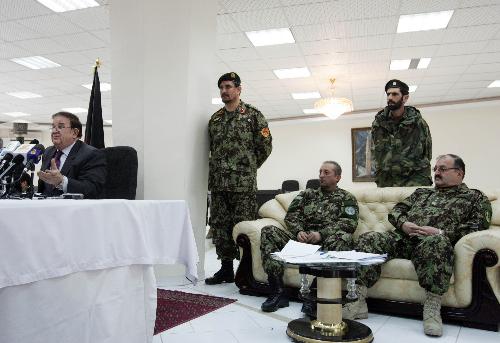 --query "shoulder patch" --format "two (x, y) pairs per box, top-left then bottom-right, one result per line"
(345, 206), (356, 215)
(261, 127), (270, 138)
